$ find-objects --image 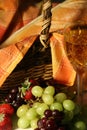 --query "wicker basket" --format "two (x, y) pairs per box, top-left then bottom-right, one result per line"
(0, 0), (54, 99)
(0, 0), (76, 102)
(0, 38), (54, 101)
